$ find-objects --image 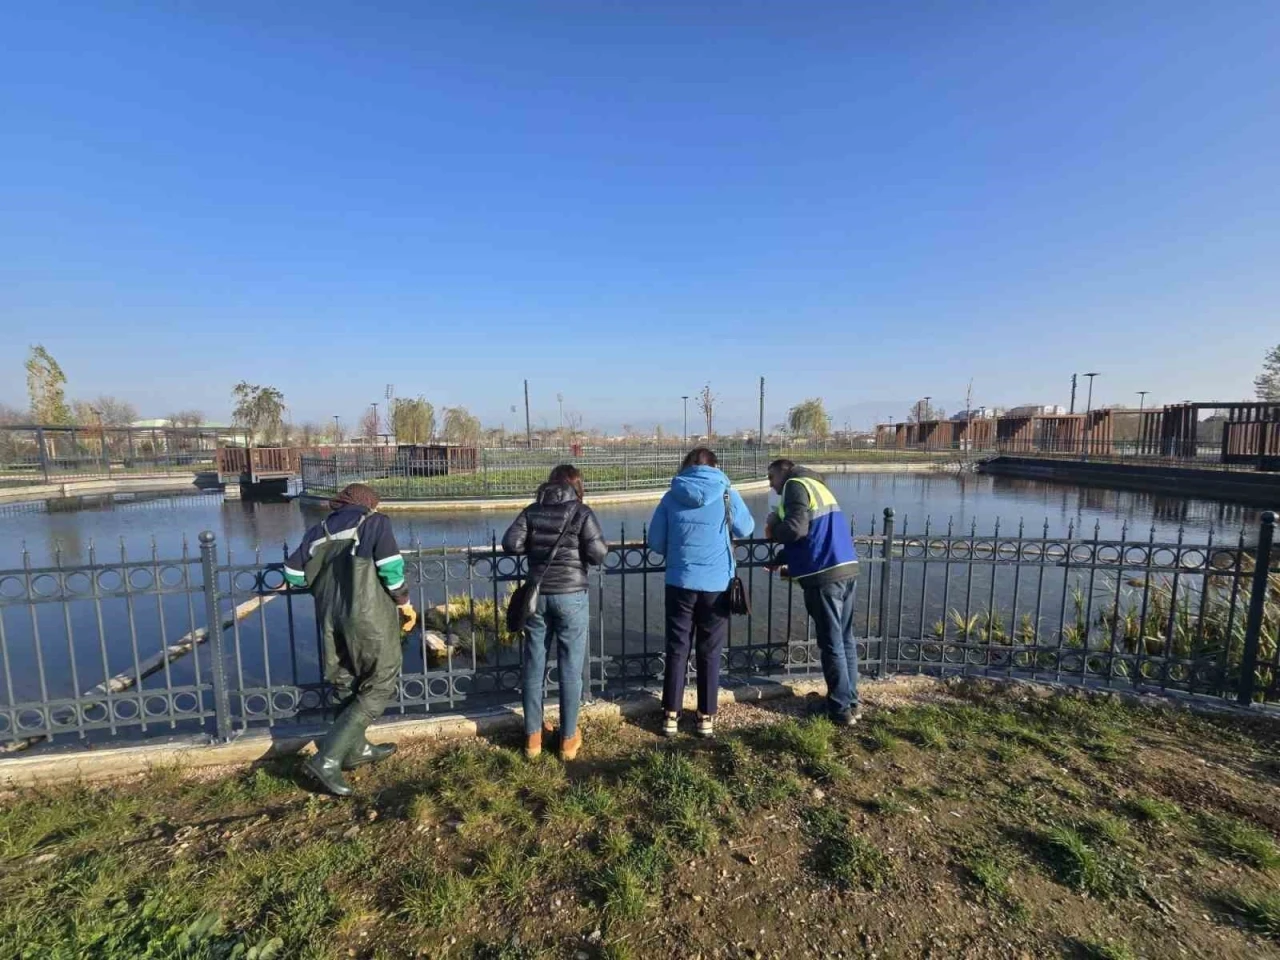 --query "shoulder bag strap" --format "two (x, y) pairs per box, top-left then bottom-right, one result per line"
(722, 491), (737, 574)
